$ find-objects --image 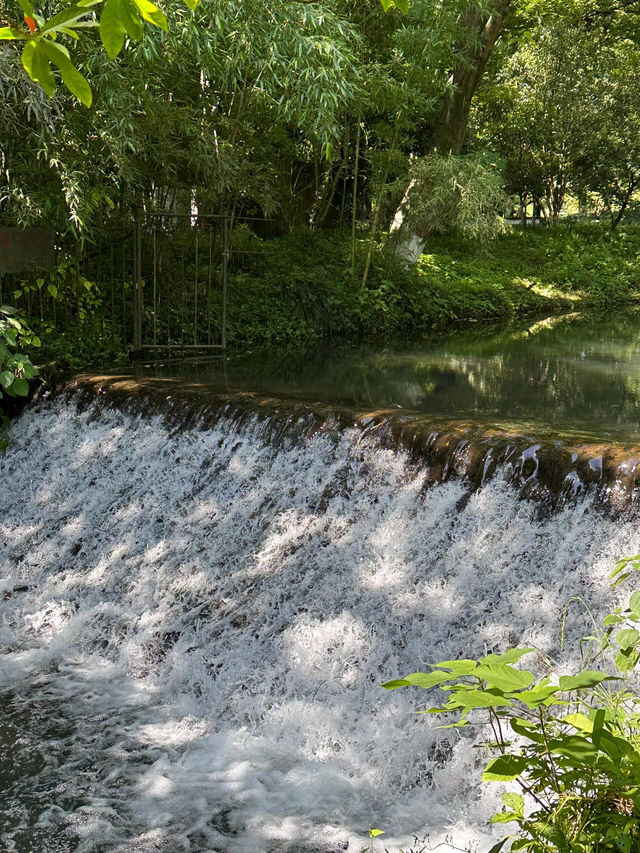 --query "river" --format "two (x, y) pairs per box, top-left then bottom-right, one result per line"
(1, 311), (639, 852)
